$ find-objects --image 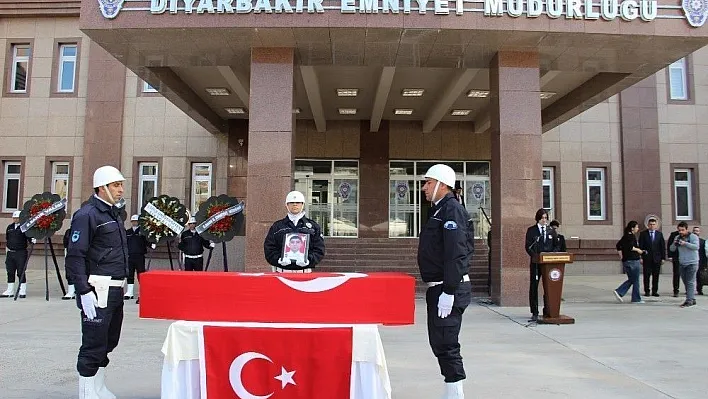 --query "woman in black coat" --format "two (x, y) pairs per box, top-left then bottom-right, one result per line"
(614, 221), (645, 303)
